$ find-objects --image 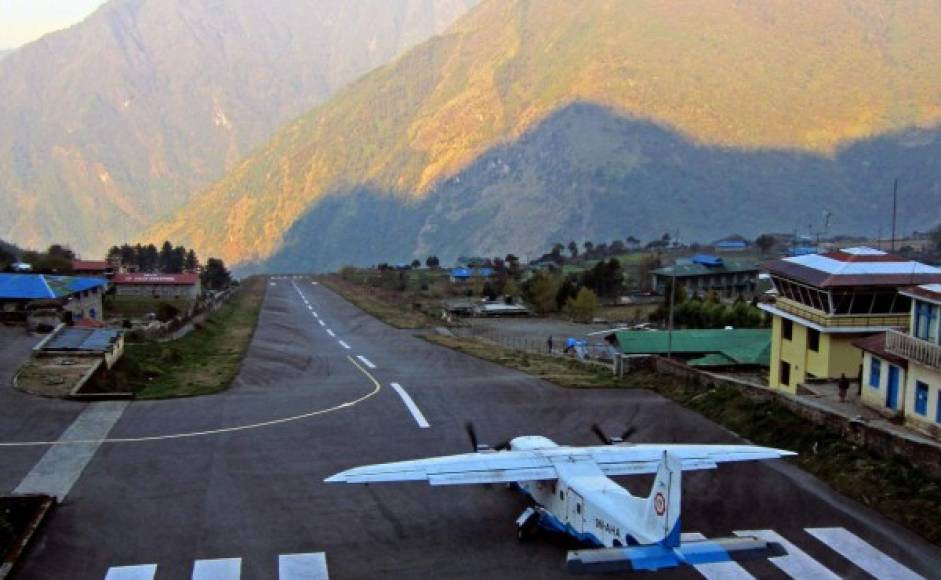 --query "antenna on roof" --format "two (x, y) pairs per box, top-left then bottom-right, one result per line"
(891, 177), (899, 253)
